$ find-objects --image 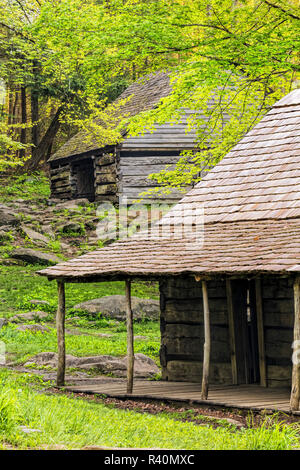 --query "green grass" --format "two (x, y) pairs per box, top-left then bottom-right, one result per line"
(0, 265), (159, 316)
(0, 322), (160, 364)
(0, 264), (160, 365)
(0, 172), (50, 202)
(0, 369), (299, 450)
